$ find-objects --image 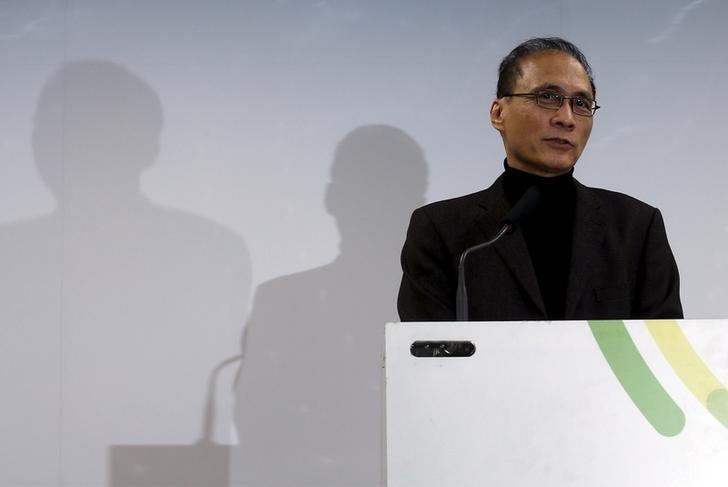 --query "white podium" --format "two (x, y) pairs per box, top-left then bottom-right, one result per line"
(385, 320), (728, 487)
